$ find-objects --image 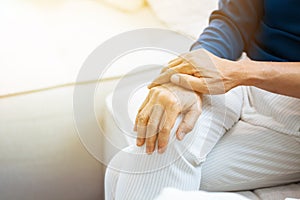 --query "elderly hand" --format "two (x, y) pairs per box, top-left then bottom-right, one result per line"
(148, 48), (242, 94)
(134, 83), (202, 154)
